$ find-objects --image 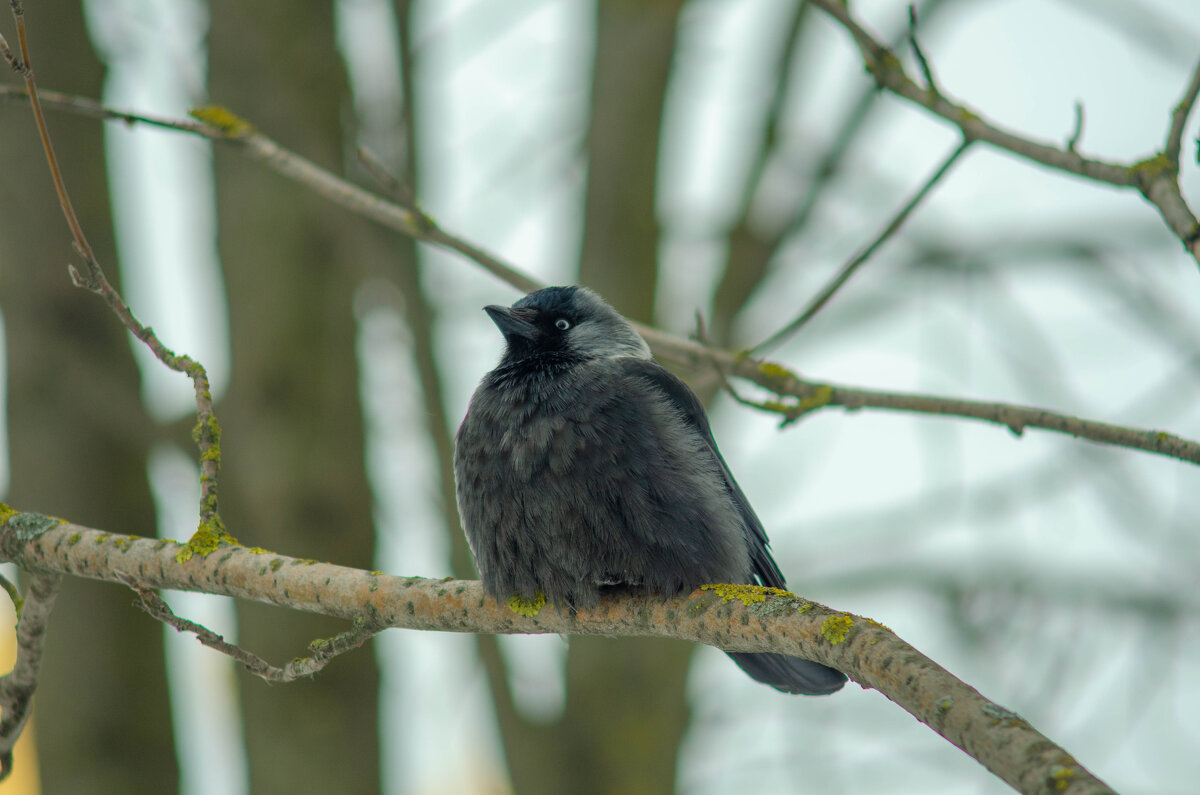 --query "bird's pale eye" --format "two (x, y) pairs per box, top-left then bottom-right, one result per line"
(554, 318), (571, 331)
